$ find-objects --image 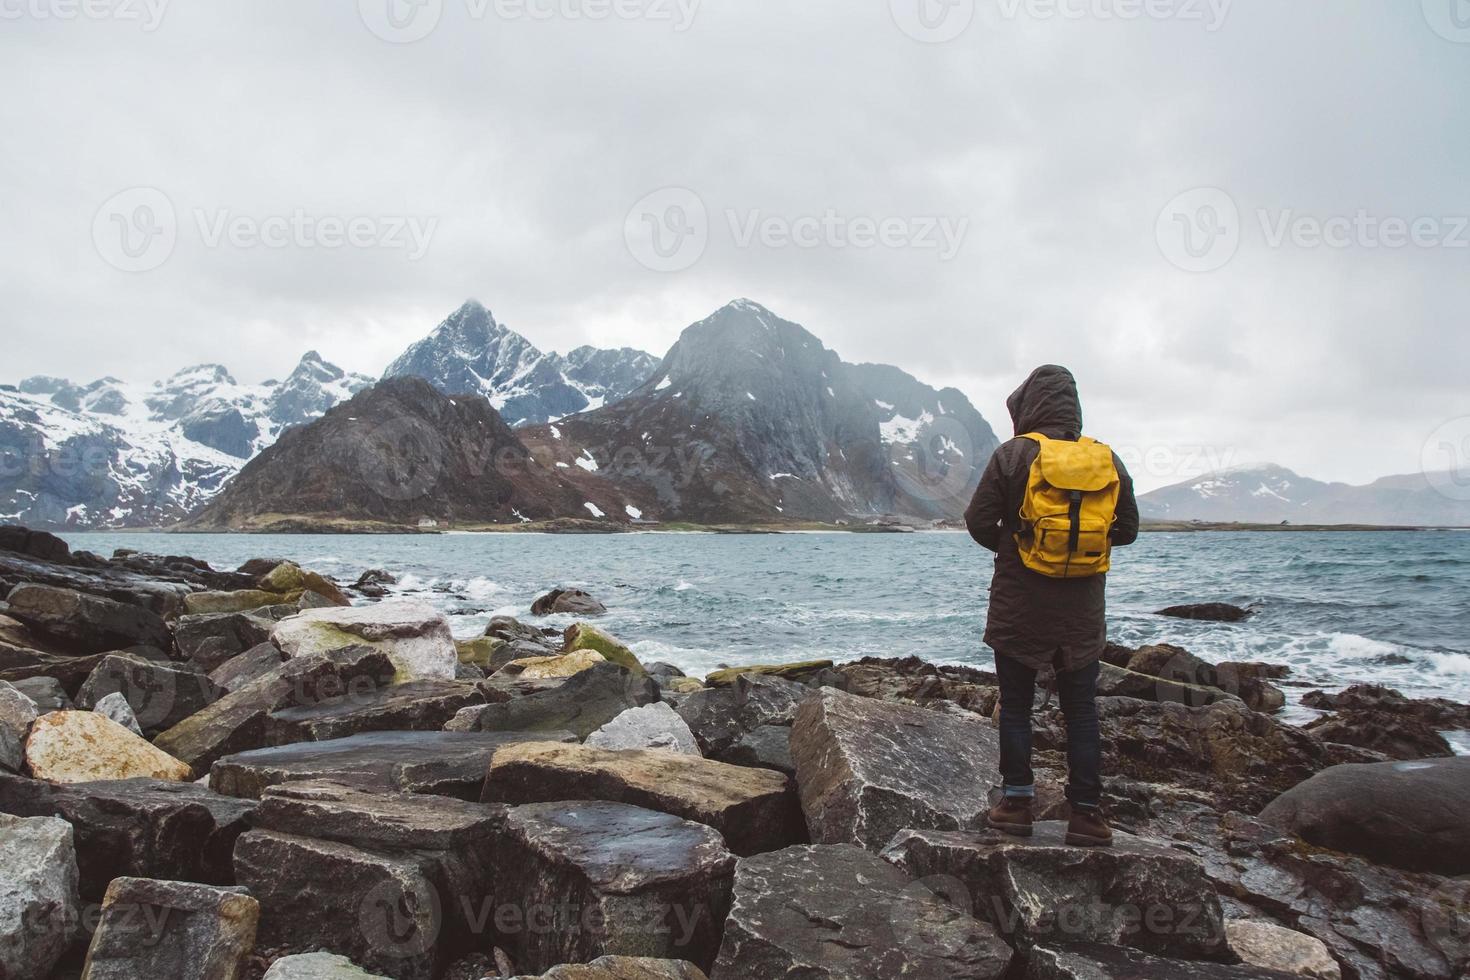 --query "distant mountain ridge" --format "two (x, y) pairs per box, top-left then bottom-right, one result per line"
(382, 300), (659, 426)
(1140, 464), (1470, 526)
(519, 299), (1001, 524)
